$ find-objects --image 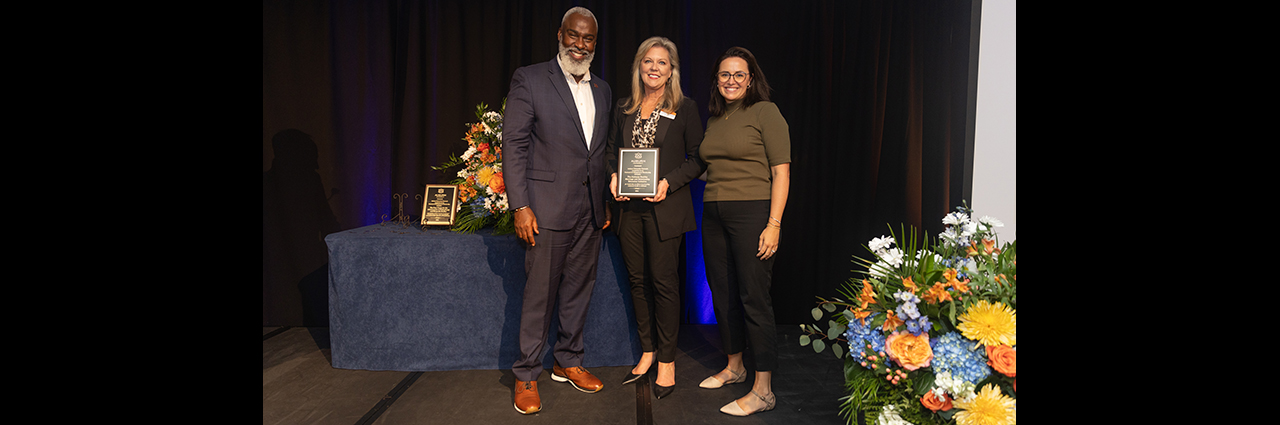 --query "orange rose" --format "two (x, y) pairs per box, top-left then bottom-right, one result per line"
(920, 392), (953, 412)
(488, 172), (505, 194)
(986, 344), (1016, 377)
(884, 331), (933, 371)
